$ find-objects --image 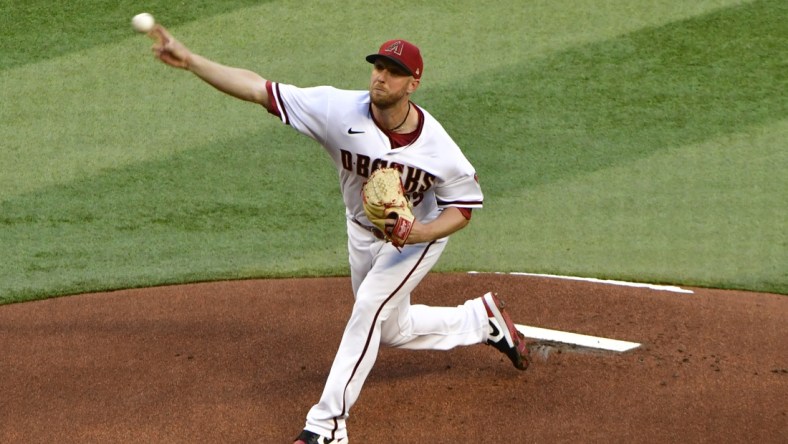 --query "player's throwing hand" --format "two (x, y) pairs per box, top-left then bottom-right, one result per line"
(150, 25), (191, 69)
